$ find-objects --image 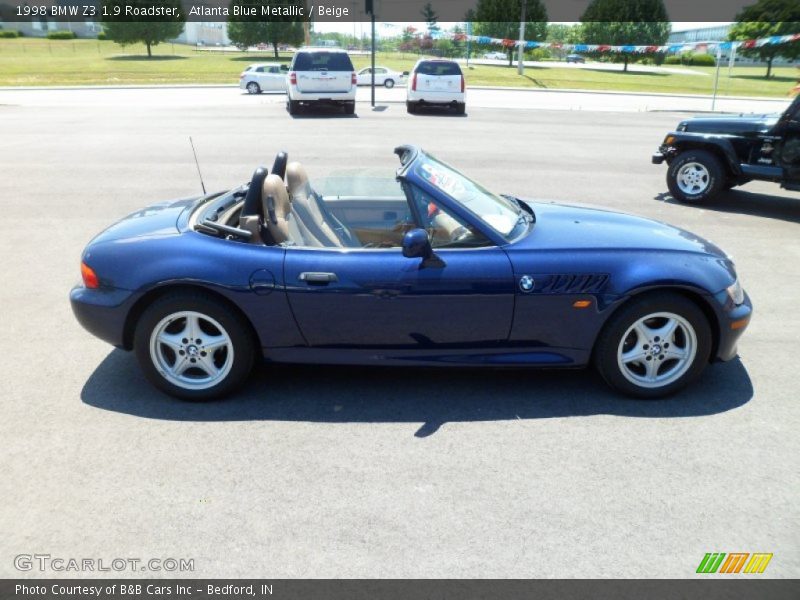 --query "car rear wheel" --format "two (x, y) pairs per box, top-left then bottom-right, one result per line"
(246, 82), (261, 95)
(384, 79), (395, 88)
(667, 149), (724, 203)
(344, 102), (355, 115)
(454, 103), (466, 115)
(134, 292), (255, 400)
(287, 100), (300, 115)
(594, 292), (712, 399)
(406, 101), (417, 114)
